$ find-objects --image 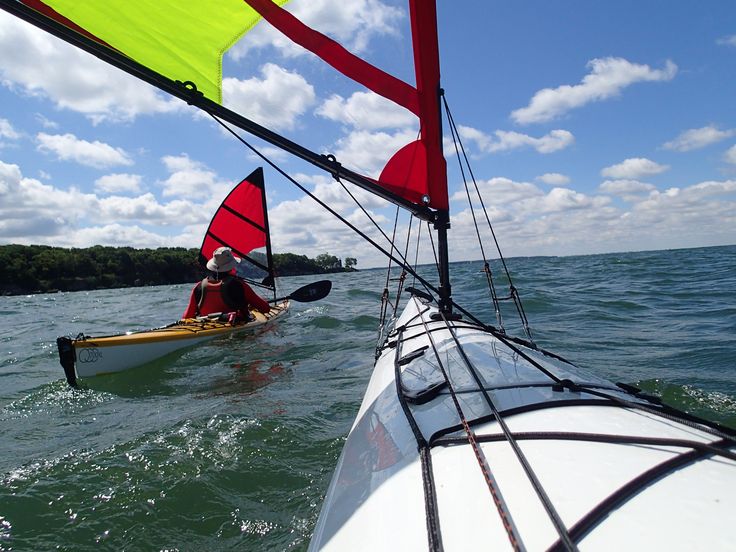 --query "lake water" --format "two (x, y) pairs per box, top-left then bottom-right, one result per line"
(1, 245), (735, 550)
